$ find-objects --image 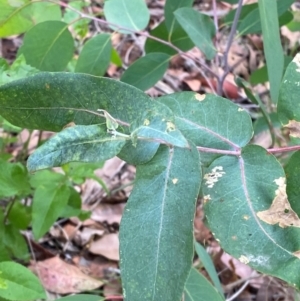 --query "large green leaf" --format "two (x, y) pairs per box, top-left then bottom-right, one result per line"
(121, 53), (170, 91)
(18, 21), (74, 71)
(204, 145), (300, 289)
(0, 0), (61, 37)
(145, 21), (194, 56)
(75, 34), (112, 76)
(0, 72), (153, 131)
(104, 0), (150, 33)
(184, 268), (225, 301)
(159, 92), (253, 164)
(27, 125), (126, 171)
(278, 54), (300, 131)
(0, 262), (45, 300)
(120, 144), (201, 301)
(258, 0), (284, 103)
(174, 8), (216, 60)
